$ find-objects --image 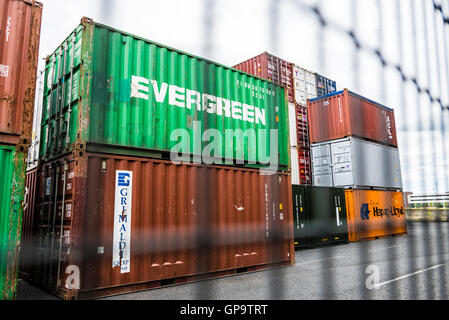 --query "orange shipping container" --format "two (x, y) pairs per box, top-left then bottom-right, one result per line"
(0, 0), (43, 146)
(345, 190), (407, 242)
